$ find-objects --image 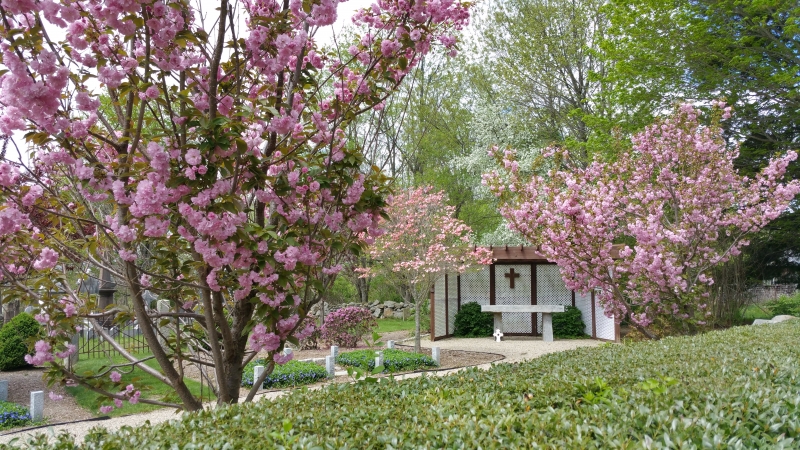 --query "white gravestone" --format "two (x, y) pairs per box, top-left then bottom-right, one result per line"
(325, 355), (335, 378)
(330, 345), (338, 358)
(253, 365), (265, 389)
(30, 390), (44, 421)
(431, 347), (440, 366)
(0, 380), (7, 402)
(386, 340), (395, 349)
